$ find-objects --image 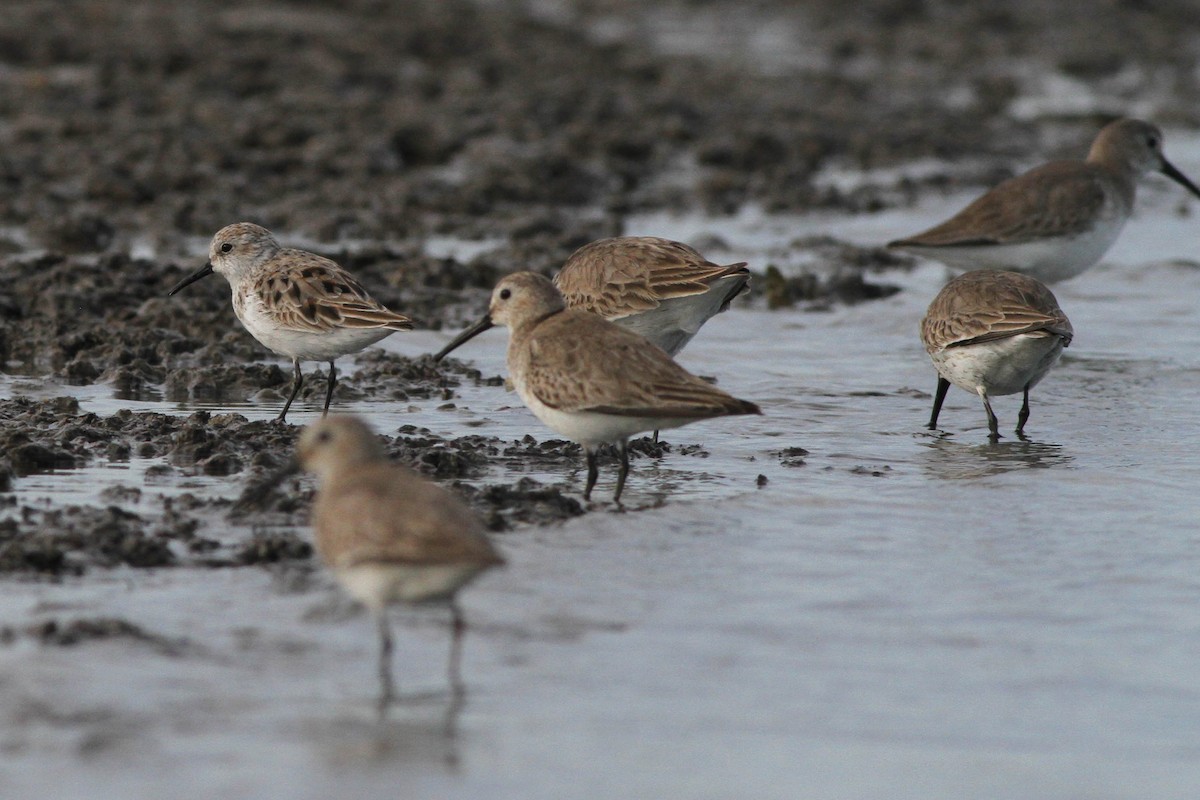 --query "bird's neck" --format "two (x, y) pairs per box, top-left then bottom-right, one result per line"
(507, 307), (564, 361)
(1085, 154), (1137, 212)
